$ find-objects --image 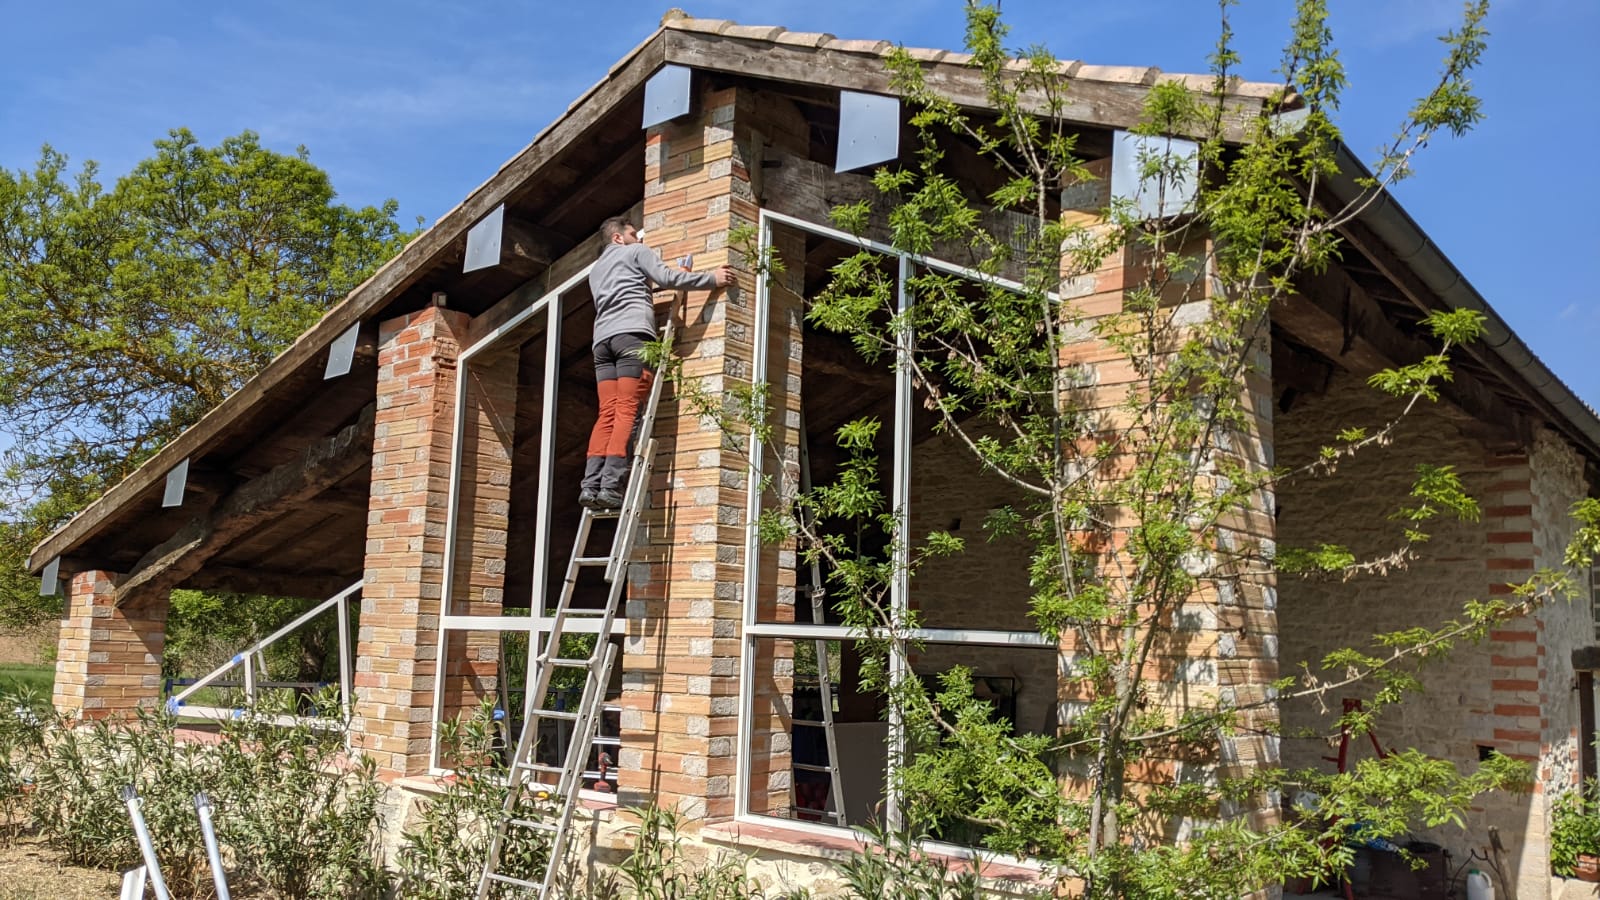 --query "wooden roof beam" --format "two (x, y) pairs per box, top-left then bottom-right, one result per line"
(1273, 266), (1528, 443)
(178, 567), (357, 600)
(114, 404), (376, 609)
